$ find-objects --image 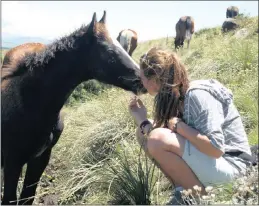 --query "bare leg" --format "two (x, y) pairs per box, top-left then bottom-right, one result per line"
(148, 128), (205, 193)
(136, 126), (205, 194)
(136, 126), (180, 189)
